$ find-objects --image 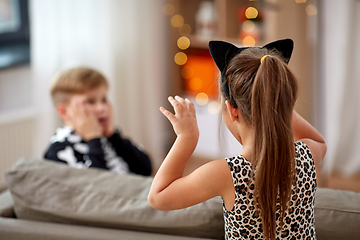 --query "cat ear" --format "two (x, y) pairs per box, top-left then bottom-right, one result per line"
(208, 41), (248, 75)
(262, 38), (294, 64)
(209, 39), (294, 73)
(208, 41), (247, 109)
